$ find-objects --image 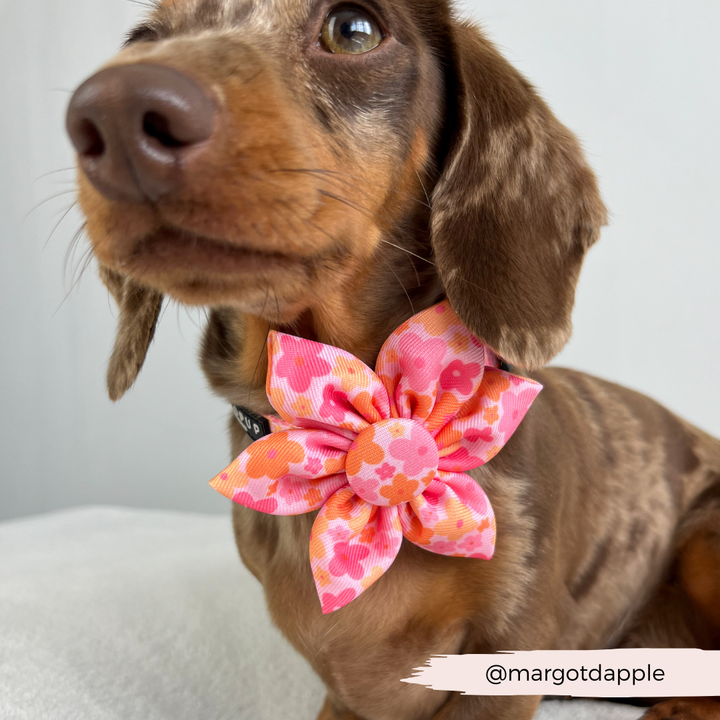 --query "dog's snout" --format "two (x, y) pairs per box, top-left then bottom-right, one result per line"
(66, 63), (215, 203)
